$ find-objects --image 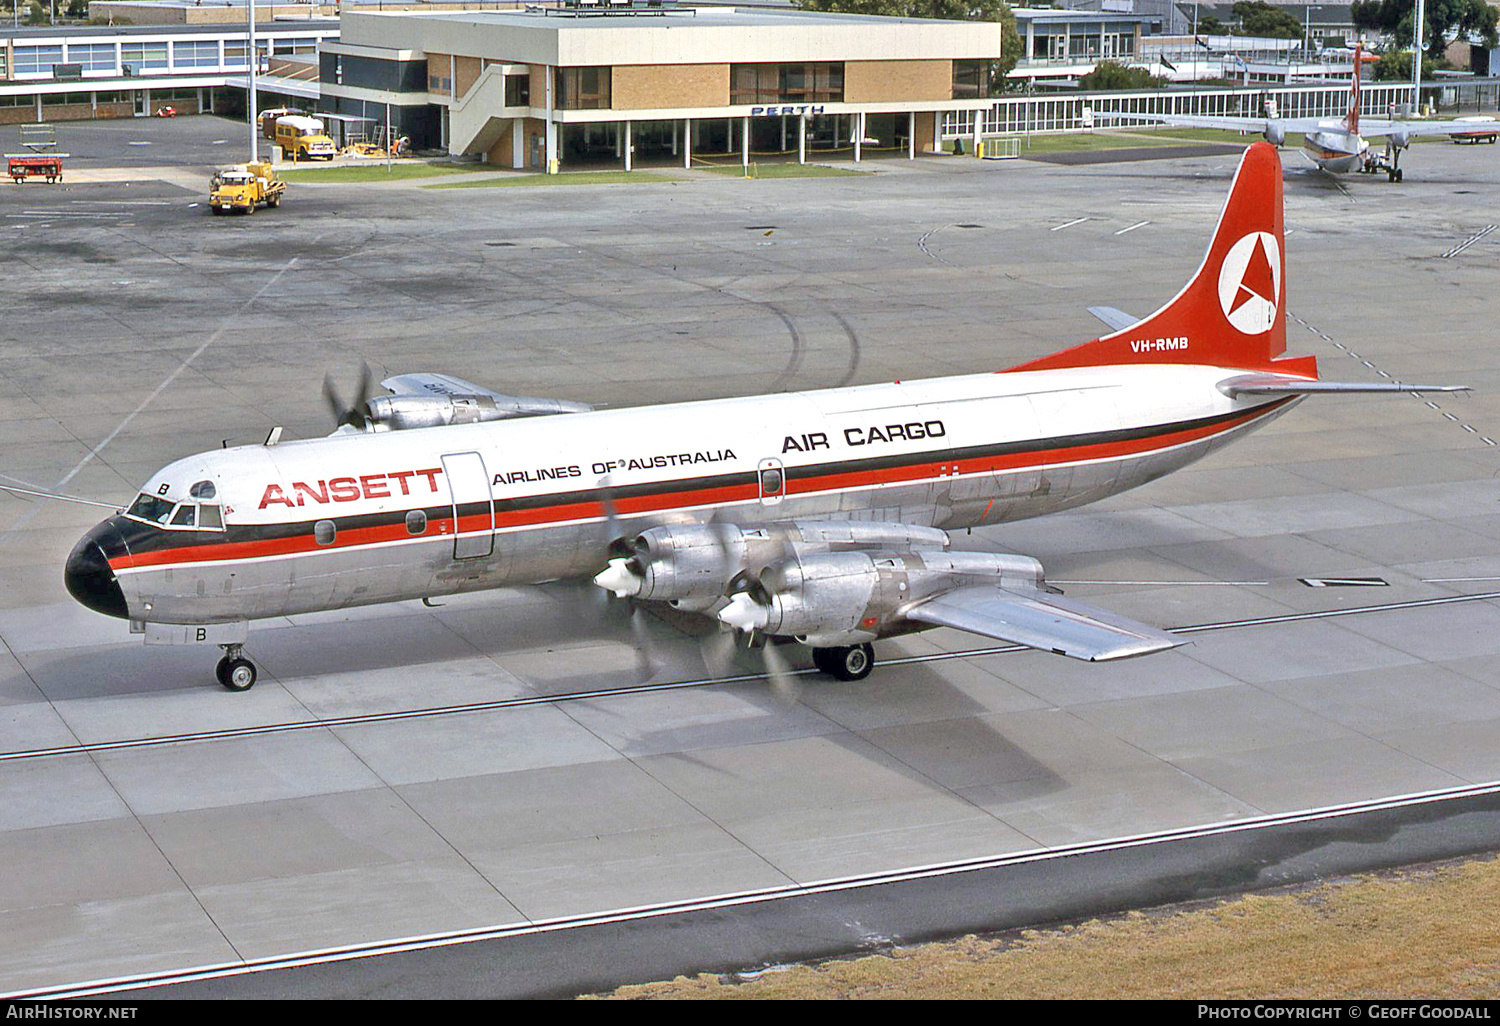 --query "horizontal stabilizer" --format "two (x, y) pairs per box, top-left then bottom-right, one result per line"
(1219, 373), (1470, 398)
(1087, 306), (1141, 333)
(903, 585), (1182, 662)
